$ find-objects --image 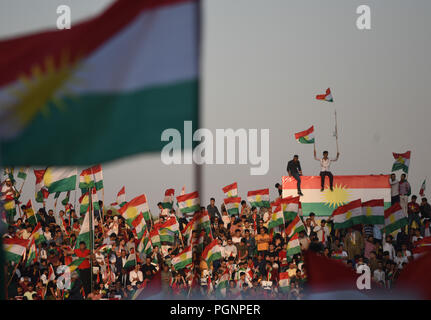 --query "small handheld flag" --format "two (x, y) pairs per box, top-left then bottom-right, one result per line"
(420, 179), (426, 197)
(392, 151), (411, 174)
(294, 126), (315, 144)
(316, 88), (333, 102)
